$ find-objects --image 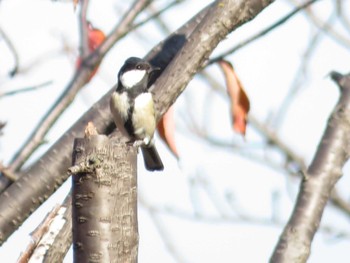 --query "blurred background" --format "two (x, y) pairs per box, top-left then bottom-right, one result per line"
(0, 0), (350, 262)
